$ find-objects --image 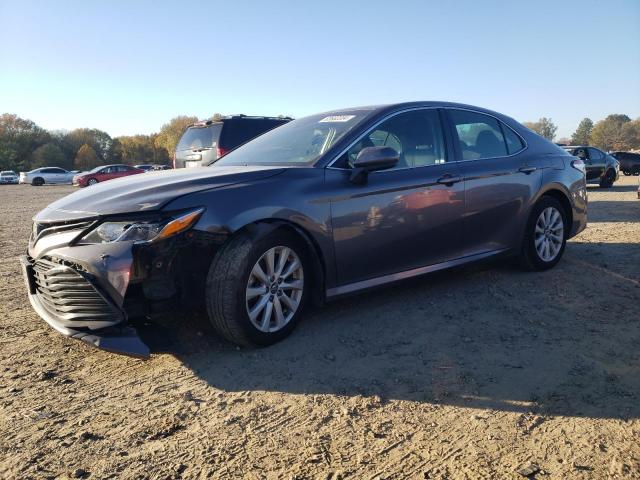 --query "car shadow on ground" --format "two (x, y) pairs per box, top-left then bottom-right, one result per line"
(588, 183), (638, 194)
(586, 200), (639, 222)
(139, 245), (640, 421)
